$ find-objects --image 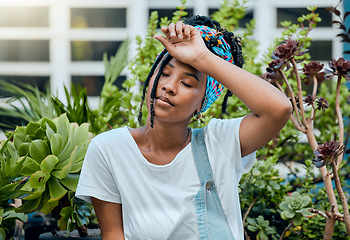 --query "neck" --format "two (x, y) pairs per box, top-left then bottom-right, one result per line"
(141, 120), (191, 152)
